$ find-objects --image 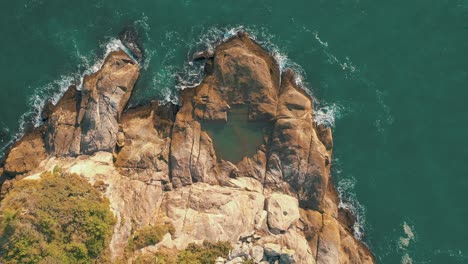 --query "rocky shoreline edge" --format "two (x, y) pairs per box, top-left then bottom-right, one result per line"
(0, 29), (374, 264)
